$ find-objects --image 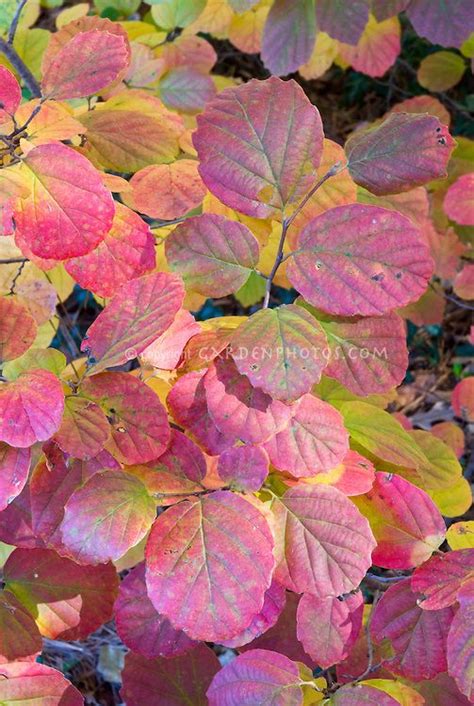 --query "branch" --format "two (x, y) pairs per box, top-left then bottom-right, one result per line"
(0, 12), (41, 99)
(262, 162), (344, 309)
(0, 258), (28, 264)
(7, 0), (29, 44)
